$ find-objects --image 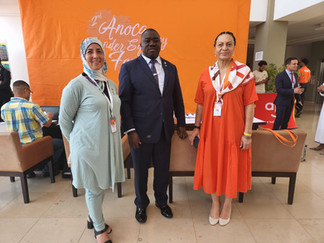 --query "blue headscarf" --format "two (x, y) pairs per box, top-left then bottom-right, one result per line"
(80, 37), (108, 82)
